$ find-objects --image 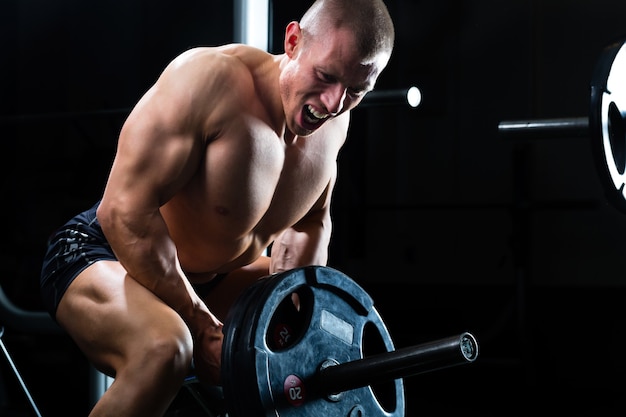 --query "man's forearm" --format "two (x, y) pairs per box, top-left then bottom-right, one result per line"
(270, 219), (331, 273)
